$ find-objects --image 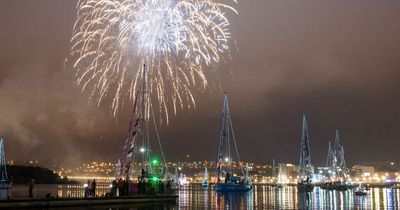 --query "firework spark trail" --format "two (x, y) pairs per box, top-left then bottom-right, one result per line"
(68, 0), (237, 123)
